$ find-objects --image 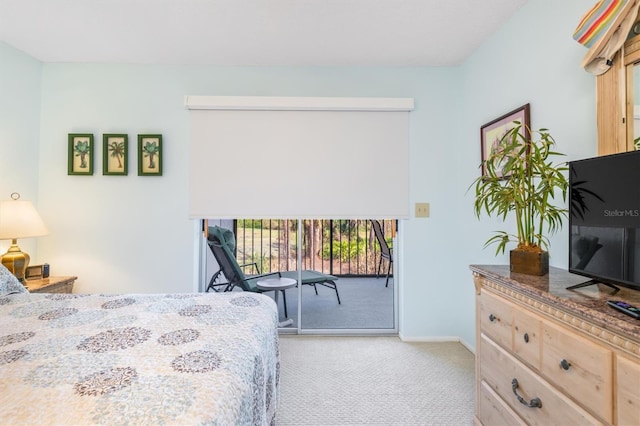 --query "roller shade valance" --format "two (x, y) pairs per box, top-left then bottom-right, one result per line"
(186, 96), (413, 220)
